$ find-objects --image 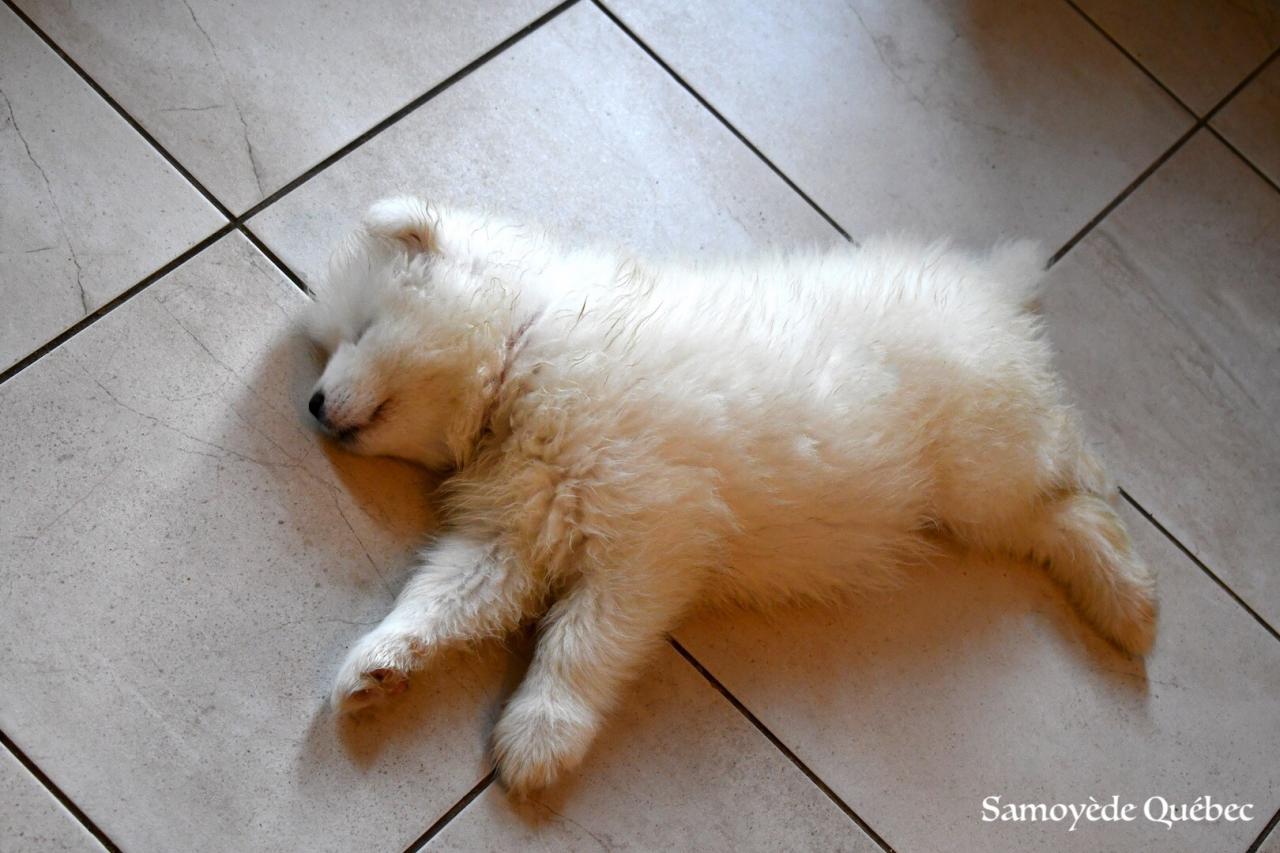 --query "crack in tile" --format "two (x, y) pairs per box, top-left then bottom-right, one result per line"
(1092, 229), (1264, 413)
(1, 87), (90, 313)
(19, 458), (127, 542)
(151, 293), (243, 377)
(329, 489), (394, 595)
(147, 296), (325, 473)
(66, 246), (89, 314)
(945, 112), (1040, 146)
(180, 0), (266, 196)
(231, 404), (307, 465)
(98, 658), (205, 764)
(532, 802), (616, 850)
(71, 356), (295, 471)
(1099, 666), (1183, 692)
(846, 4), (930, 112)
(247, 615), (380, 640)
(846, 2), (999, 146)
(157, 104), (225, 114)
